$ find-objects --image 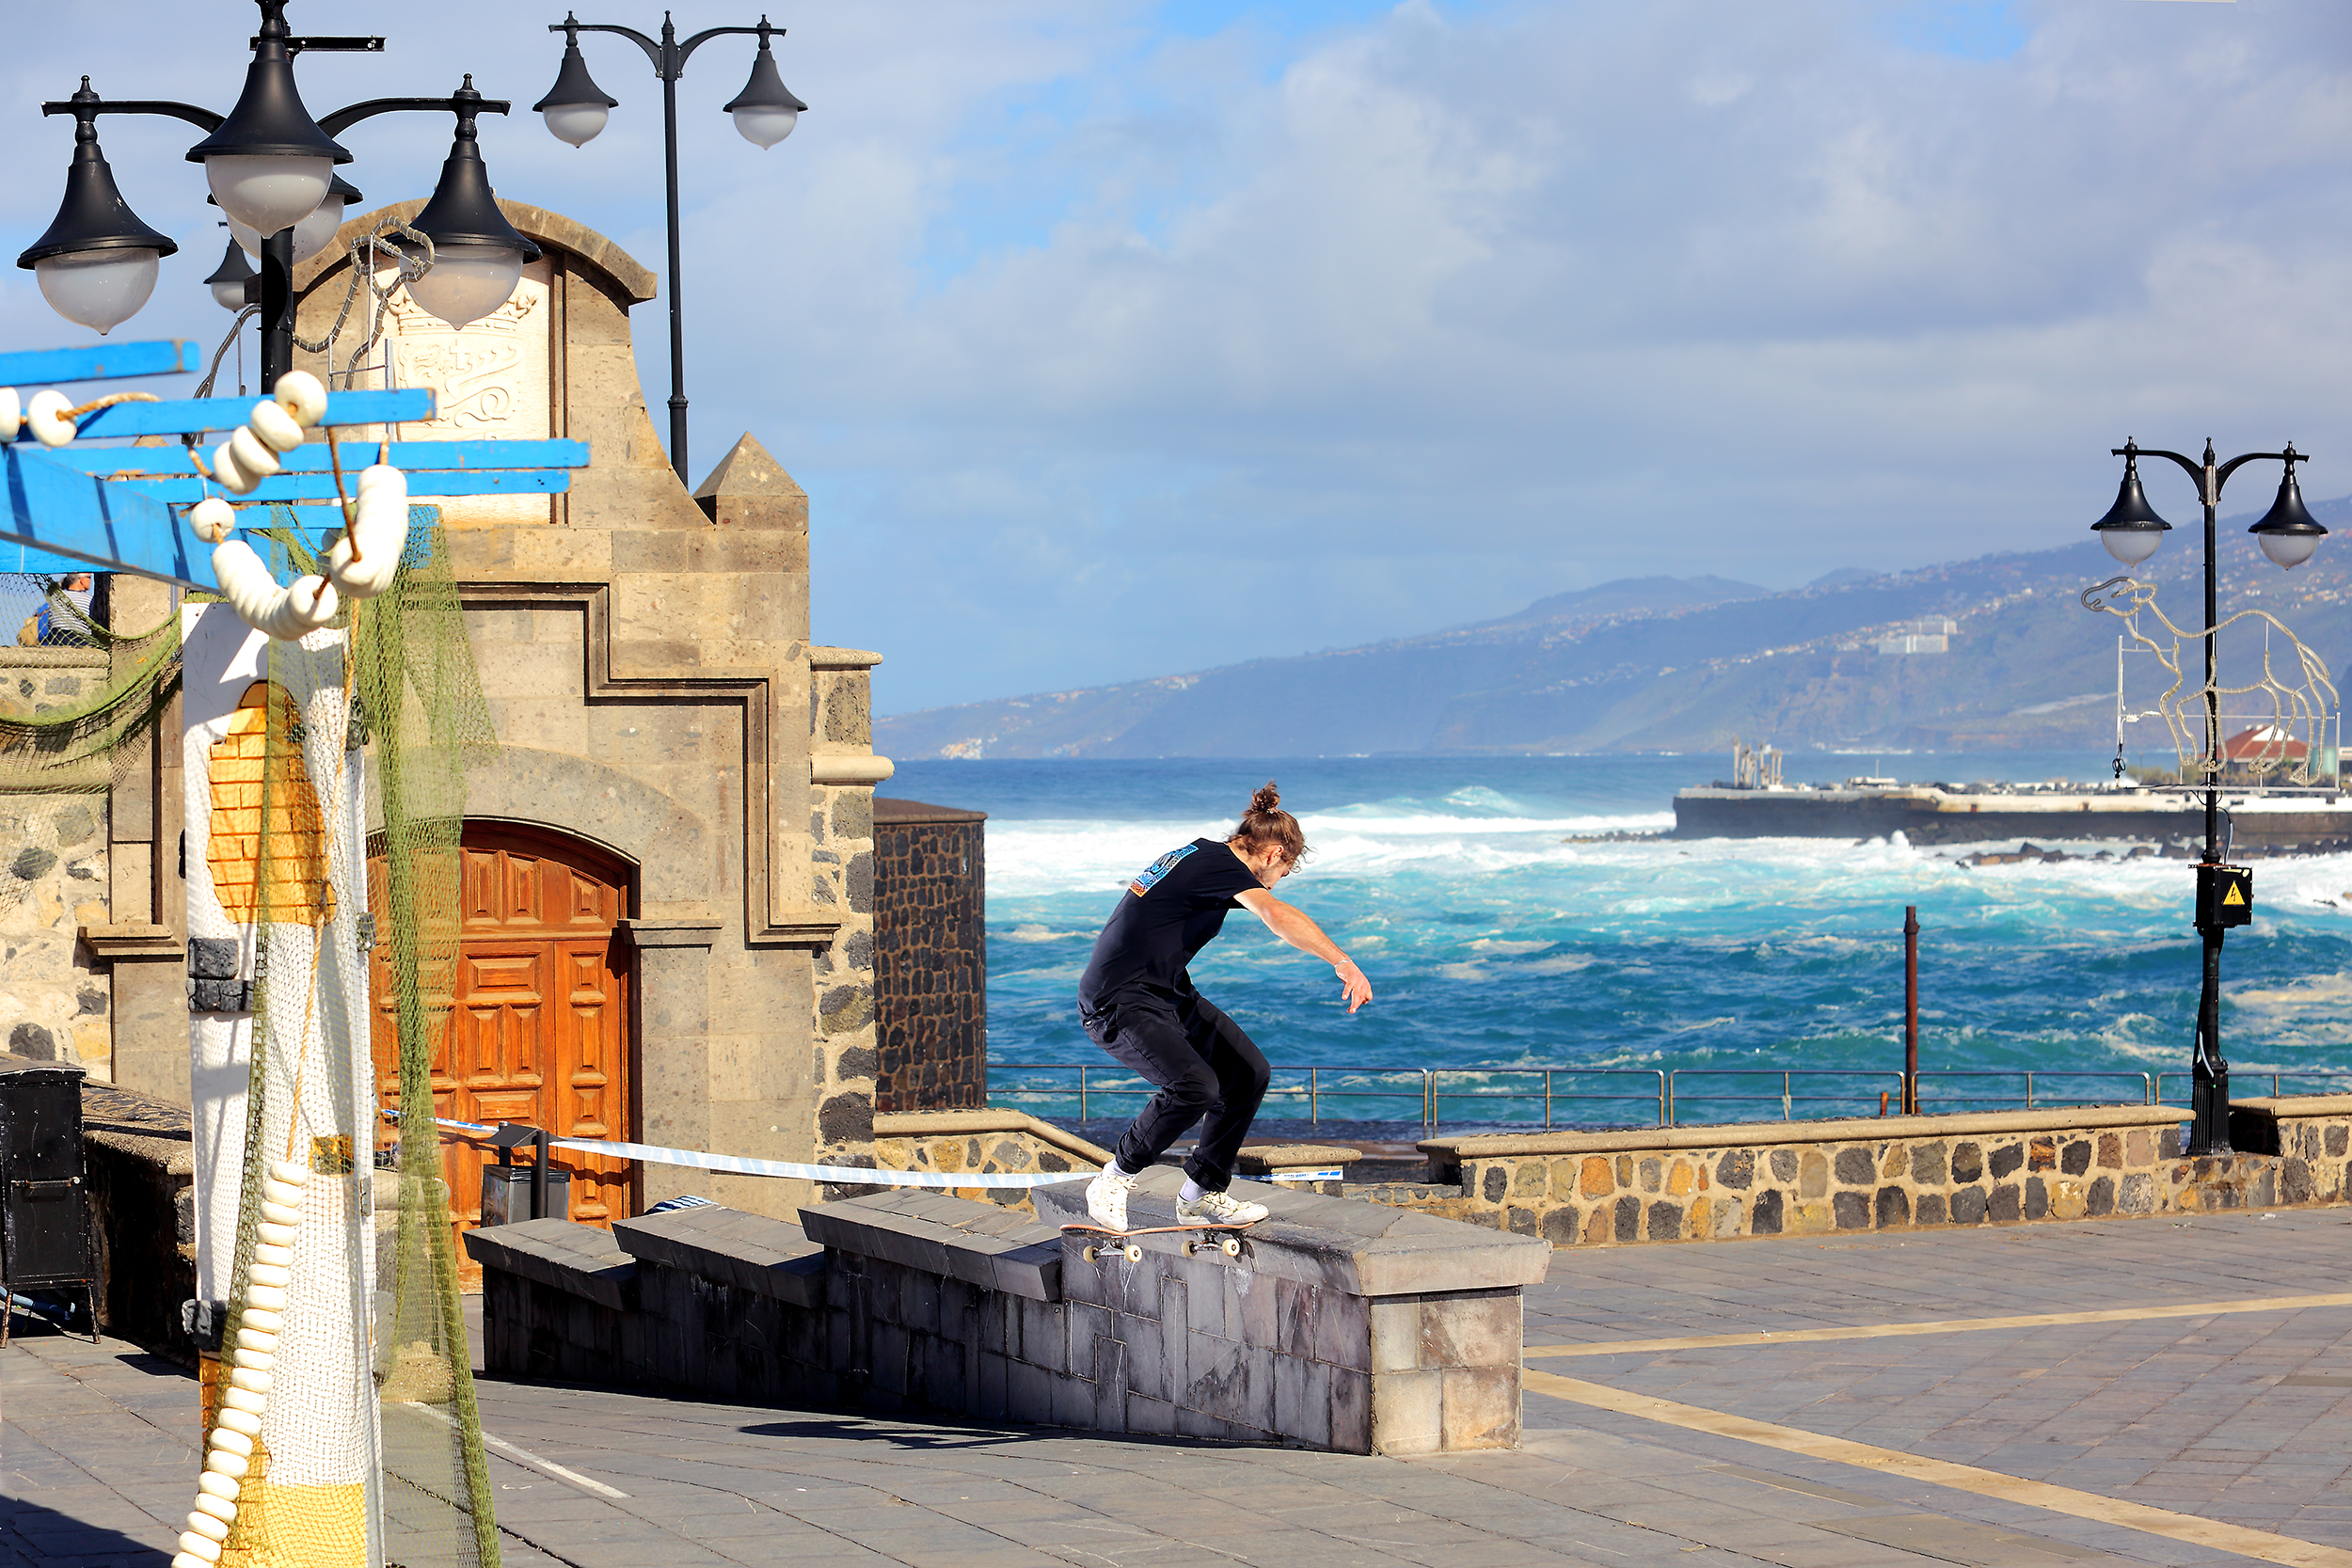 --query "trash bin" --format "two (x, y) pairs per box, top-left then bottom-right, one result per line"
(0, 1059), (96, 1344)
